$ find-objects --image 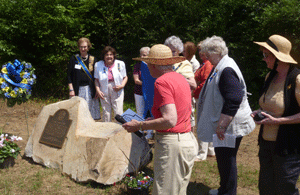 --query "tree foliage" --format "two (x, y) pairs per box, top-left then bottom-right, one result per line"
(0, 0), (299, 108)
